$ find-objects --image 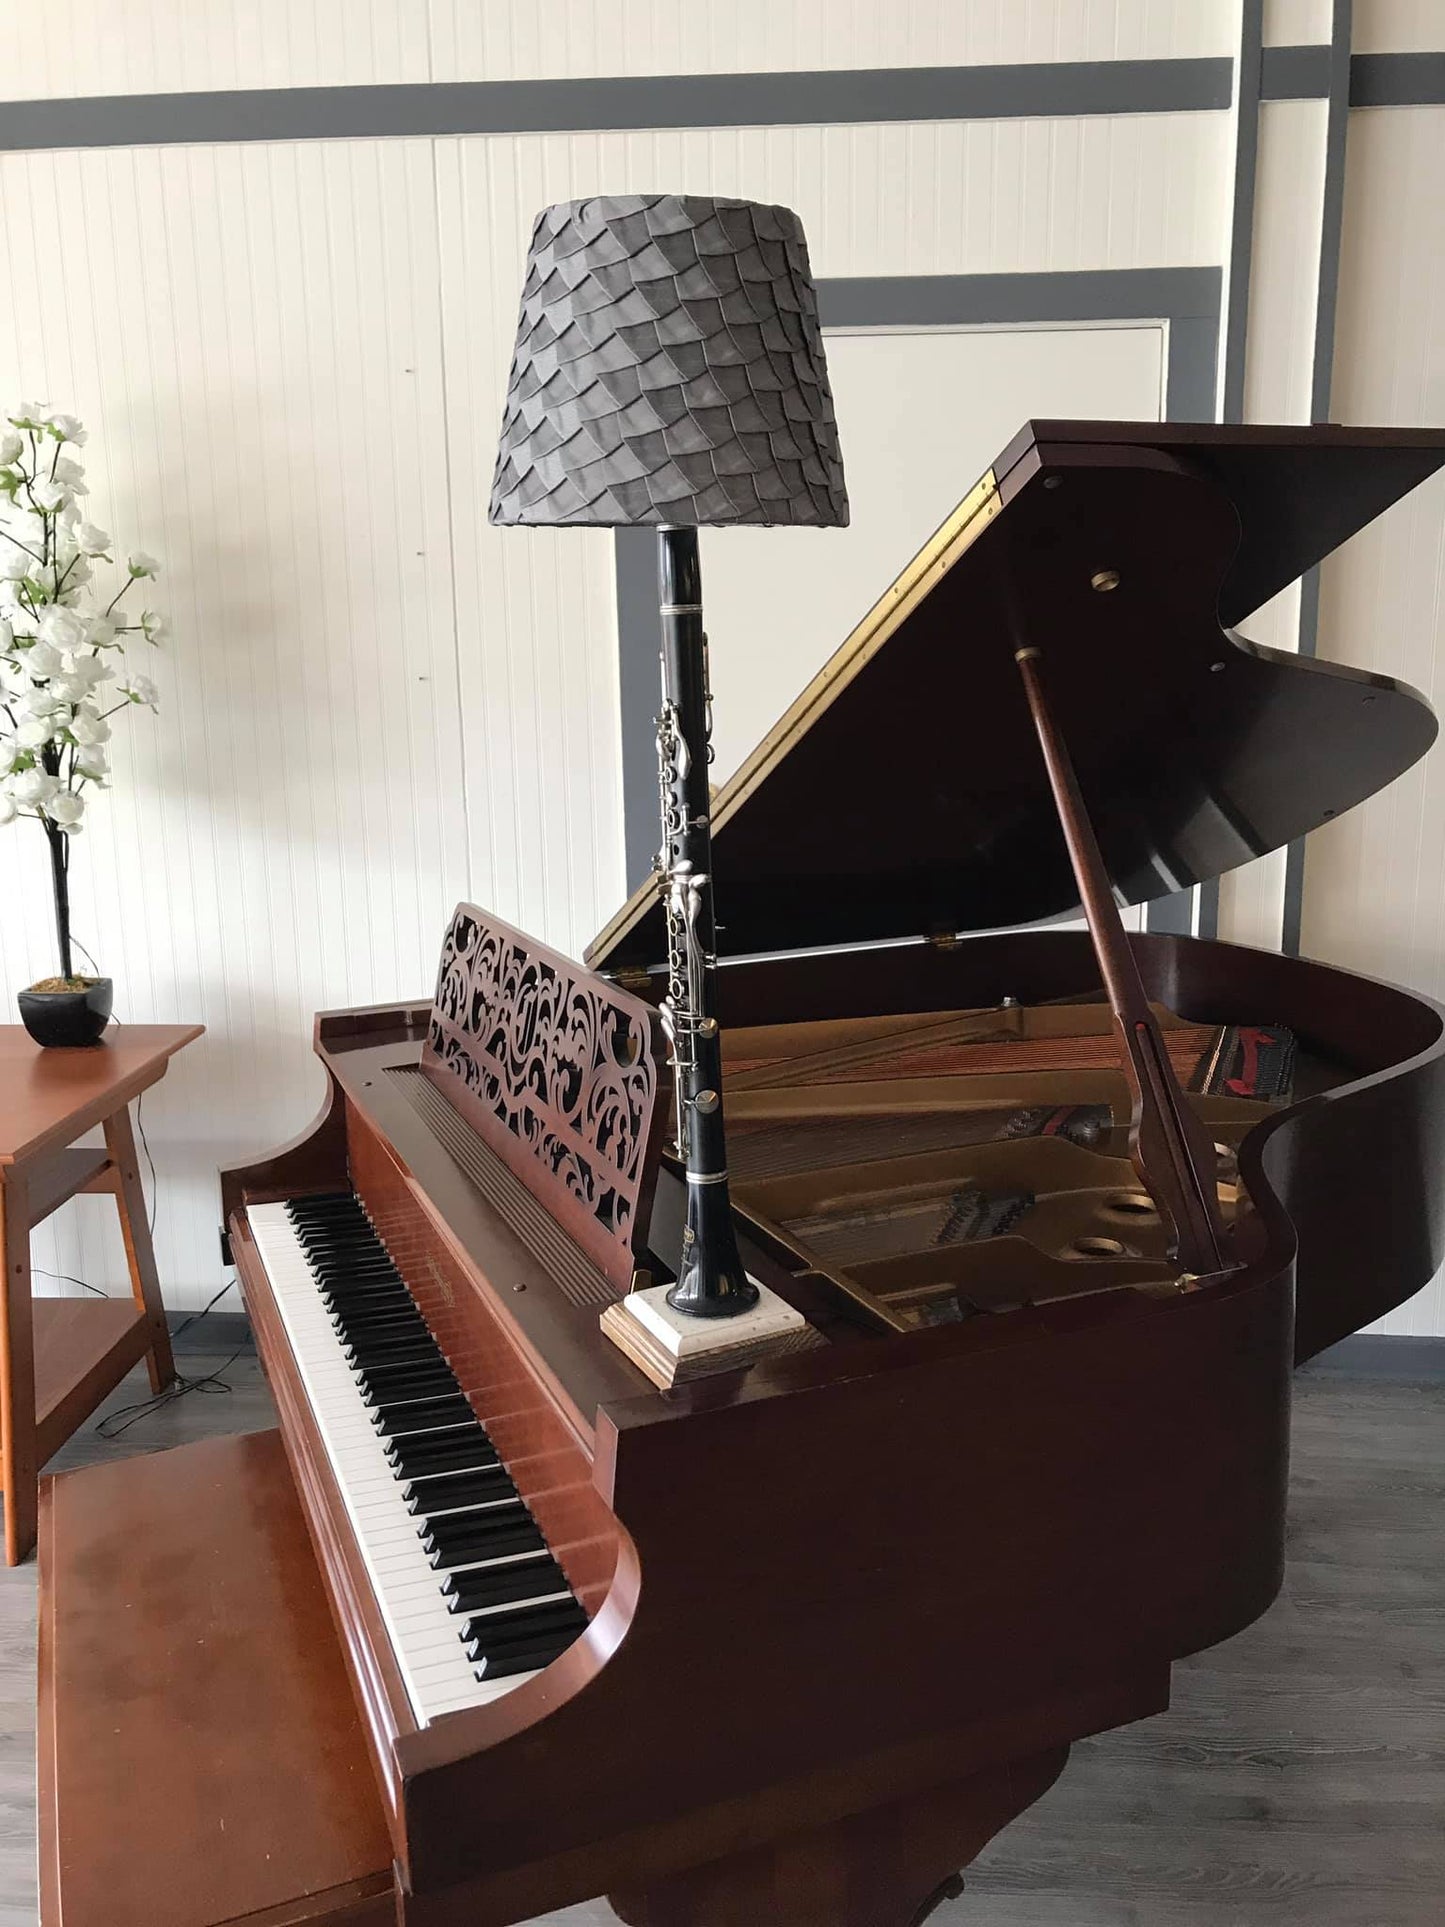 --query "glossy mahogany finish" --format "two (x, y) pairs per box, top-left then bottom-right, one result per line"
(48, 419), (1445, 1924)
(200, 892), (1445, 1926)
(38, 1429), (393, 1927)
(590, 425), (1443, 970)
(703, 927), (1445, 1361)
